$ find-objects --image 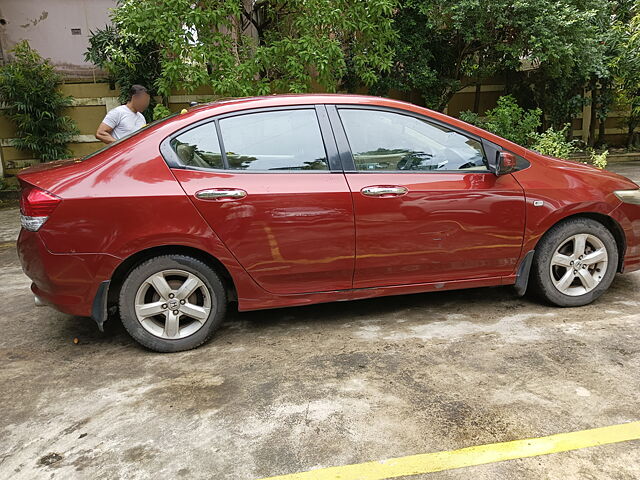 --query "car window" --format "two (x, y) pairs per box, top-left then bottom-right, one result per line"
(218, 109), (329, 171)
(170, 122), (224, 169)
(338, 109), (488, 172)
(83, 112), (179, 161)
